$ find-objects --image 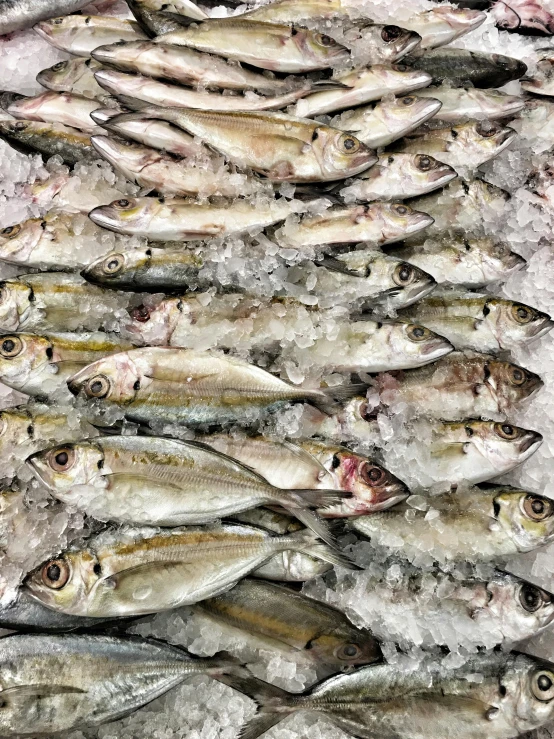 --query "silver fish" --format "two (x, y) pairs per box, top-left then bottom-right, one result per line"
(398, 7), (486, 49)
(37, 58), (107, 100)
(0, 119), (94, 166)
(96, 112), (205, 158)
(417, 86), (525, 122)
(6, 91), (102, 134)
(33, 15), (148, 58)
(0, 0), (91, 35)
